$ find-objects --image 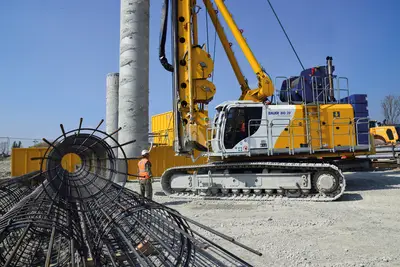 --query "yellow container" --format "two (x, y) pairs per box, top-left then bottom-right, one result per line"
(11, 146), (207, 180)
(11, 111), (205, 178)
(11, 147), (48, 176)
(61, 153), (82, 172)
(151, 111), (173, 132)
(151, 111), (174, 146)
(11, 148), (82, 176)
